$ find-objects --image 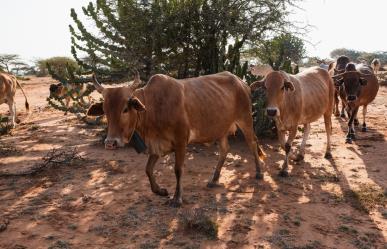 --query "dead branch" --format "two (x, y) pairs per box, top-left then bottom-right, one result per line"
(0, 147), (86, 177)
